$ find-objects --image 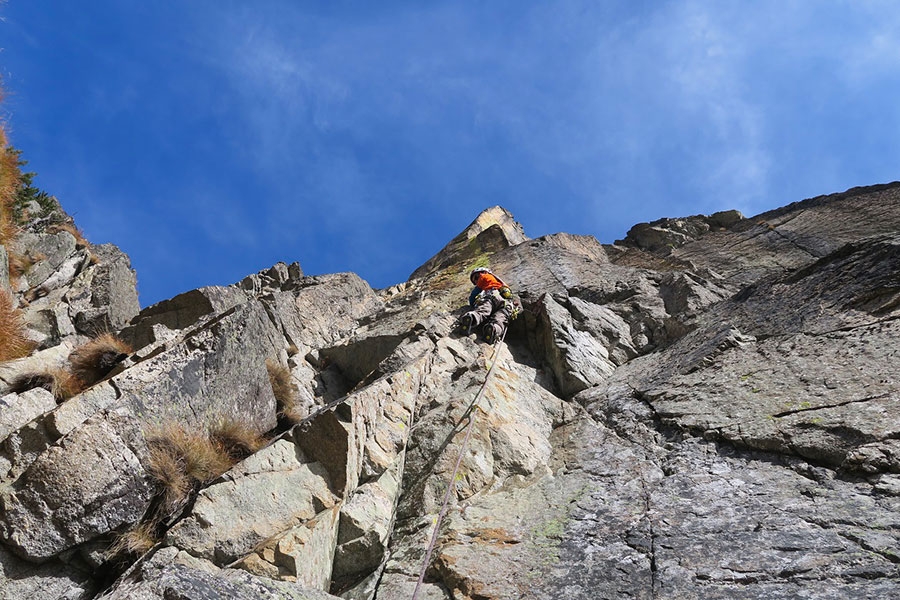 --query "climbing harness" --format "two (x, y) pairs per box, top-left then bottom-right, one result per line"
(411, 325), (509, 600)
